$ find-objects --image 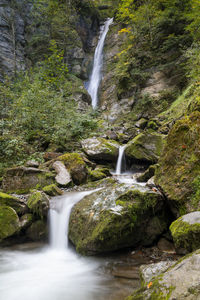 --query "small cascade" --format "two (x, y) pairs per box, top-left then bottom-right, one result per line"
(115, 145), (126, 175)
(50, 190), (96, 249)
(87, 18), (113, 109)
